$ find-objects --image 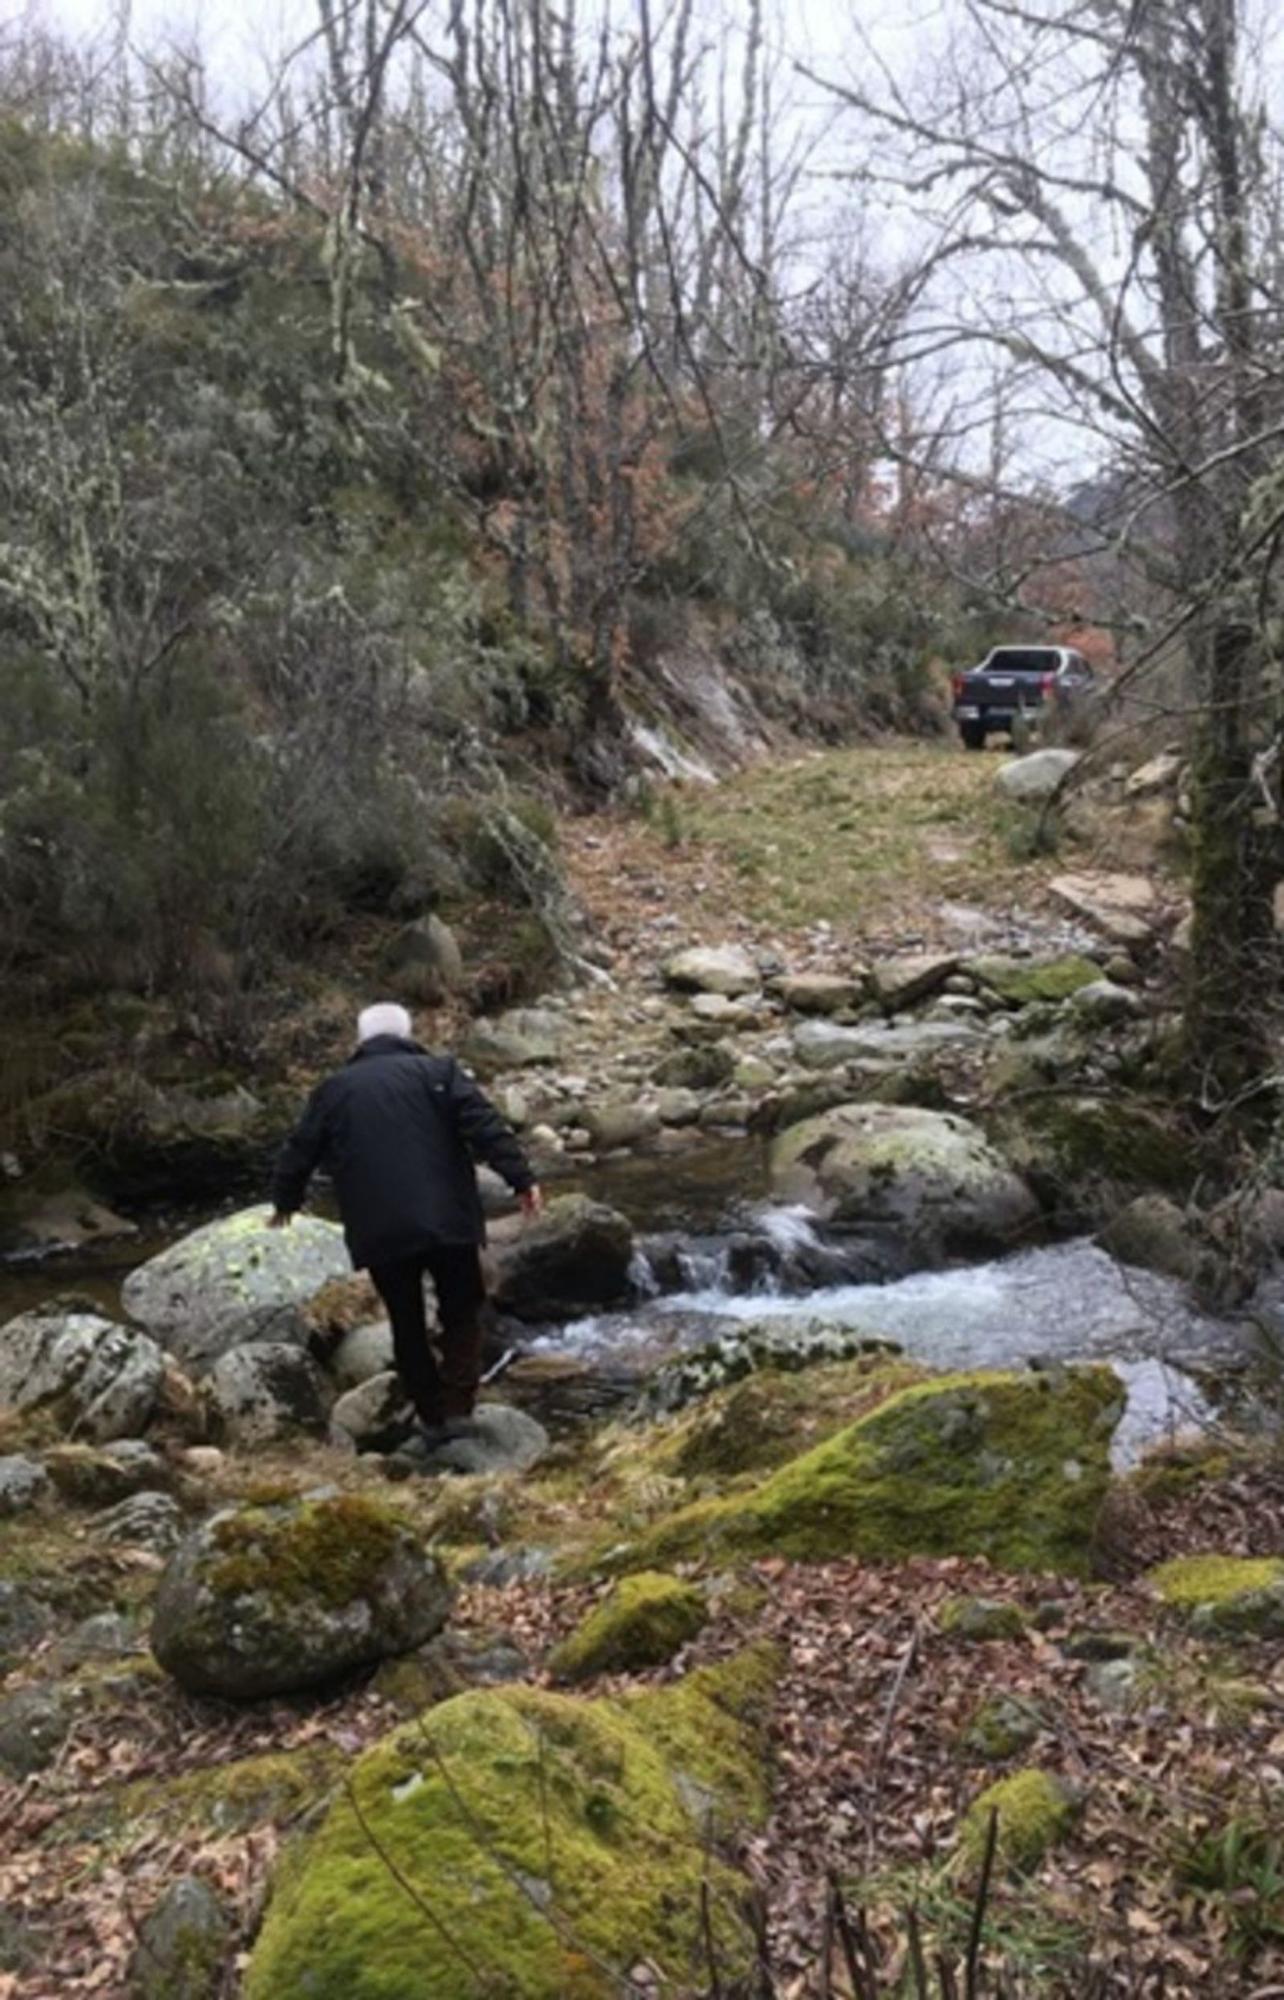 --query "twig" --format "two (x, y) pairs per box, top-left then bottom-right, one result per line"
(828, 1870), (875, 2000)
(905, 1906), (931, 2000)
(864, 1619), (921, 1865)
(963, 1808), (1000, 2000)
(699, 1872), (724, 2000)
